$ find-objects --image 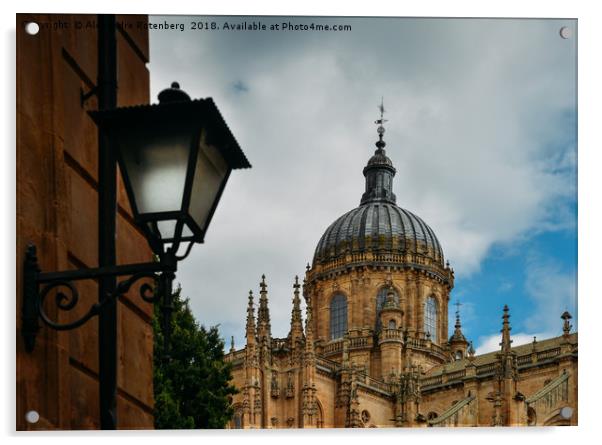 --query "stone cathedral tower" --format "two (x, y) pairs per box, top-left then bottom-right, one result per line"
(306, 103), (455, 378)
(224, 104), (578, 428)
